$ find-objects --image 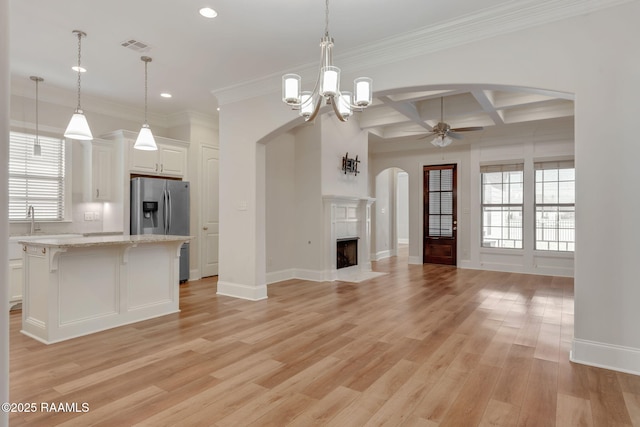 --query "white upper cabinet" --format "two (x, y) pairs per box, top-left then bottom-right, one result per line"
(101, 130), (189, 179)
(83, 139), (115, 201)
(92, 142), (113, 200)
(129, 142), (187, 178)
